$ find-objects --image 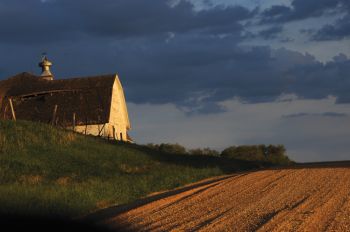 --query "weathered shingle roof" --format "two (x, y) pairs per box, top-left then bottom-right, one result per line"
(0, 72), (117, 126)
